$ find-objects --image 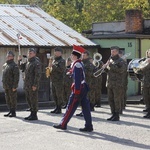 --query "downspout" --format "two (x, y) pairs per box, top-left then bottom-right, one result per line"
(138, 38), (141, 95)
